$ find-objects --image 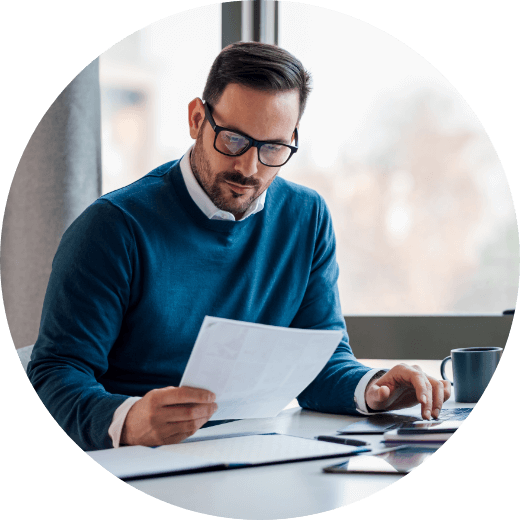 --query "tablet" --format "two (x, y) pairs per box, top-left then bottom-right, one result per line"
(322, 446), (437, 475)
